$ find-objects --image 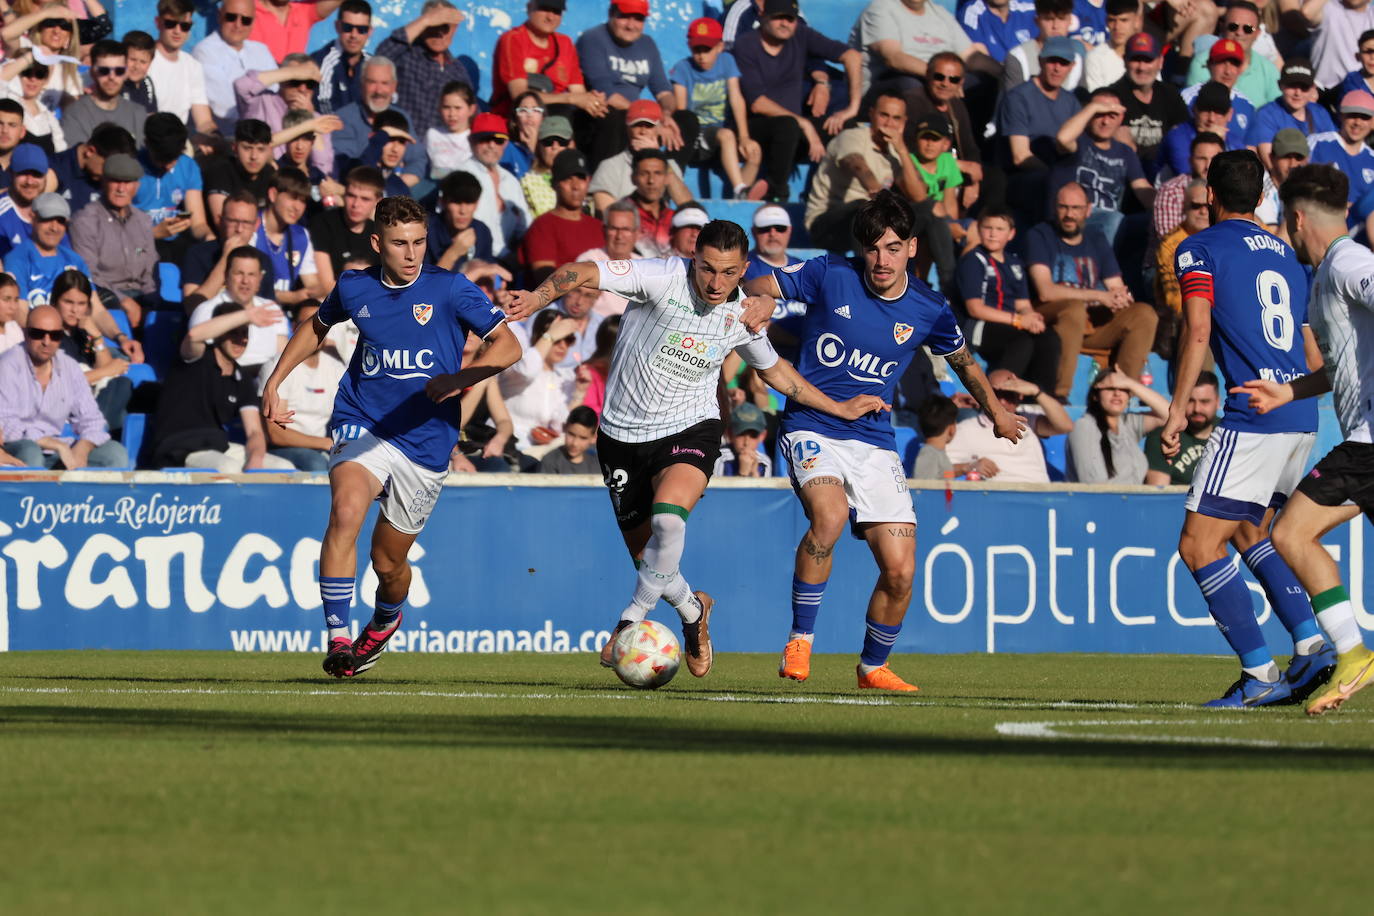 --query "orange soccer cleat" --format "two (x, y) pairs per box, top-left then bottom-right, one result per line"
(779, 638), (813, 681)
(856, 664), (920, 692)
